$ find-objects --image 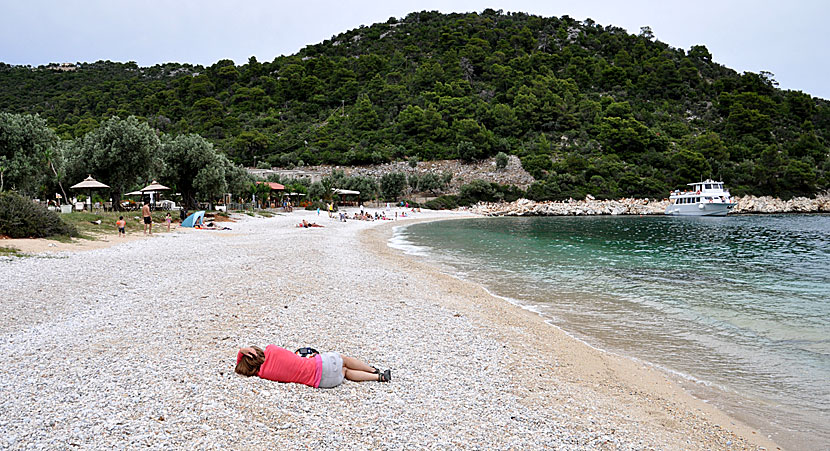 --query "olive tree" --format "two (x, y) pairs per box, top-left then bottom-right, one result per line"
(0, 113), (57, 197)
(162, 133), (228, 209)
(70, 116), (163, 209)
(222, 155), (254, 201)
(380, 172), (407, 201)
